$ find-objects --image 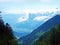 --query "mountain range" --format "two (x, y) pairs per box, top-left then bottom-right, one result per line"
(18, 14), (60, 45)
(32, 24), (60, 45)
(1, 12), (55, 38)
